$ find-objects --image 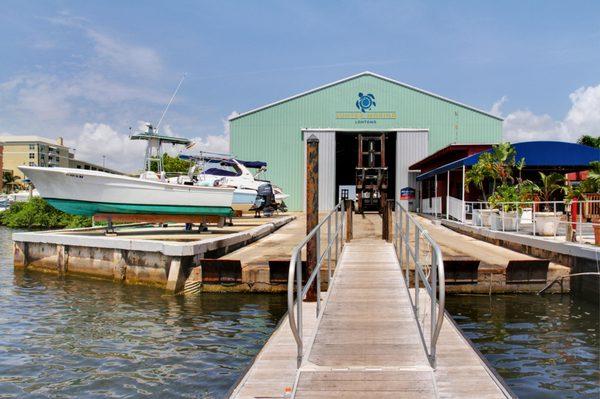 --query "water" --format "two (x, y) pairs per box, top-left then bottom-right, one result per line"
(446, 294), (599, 399)
(0, 227), (287, 398)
